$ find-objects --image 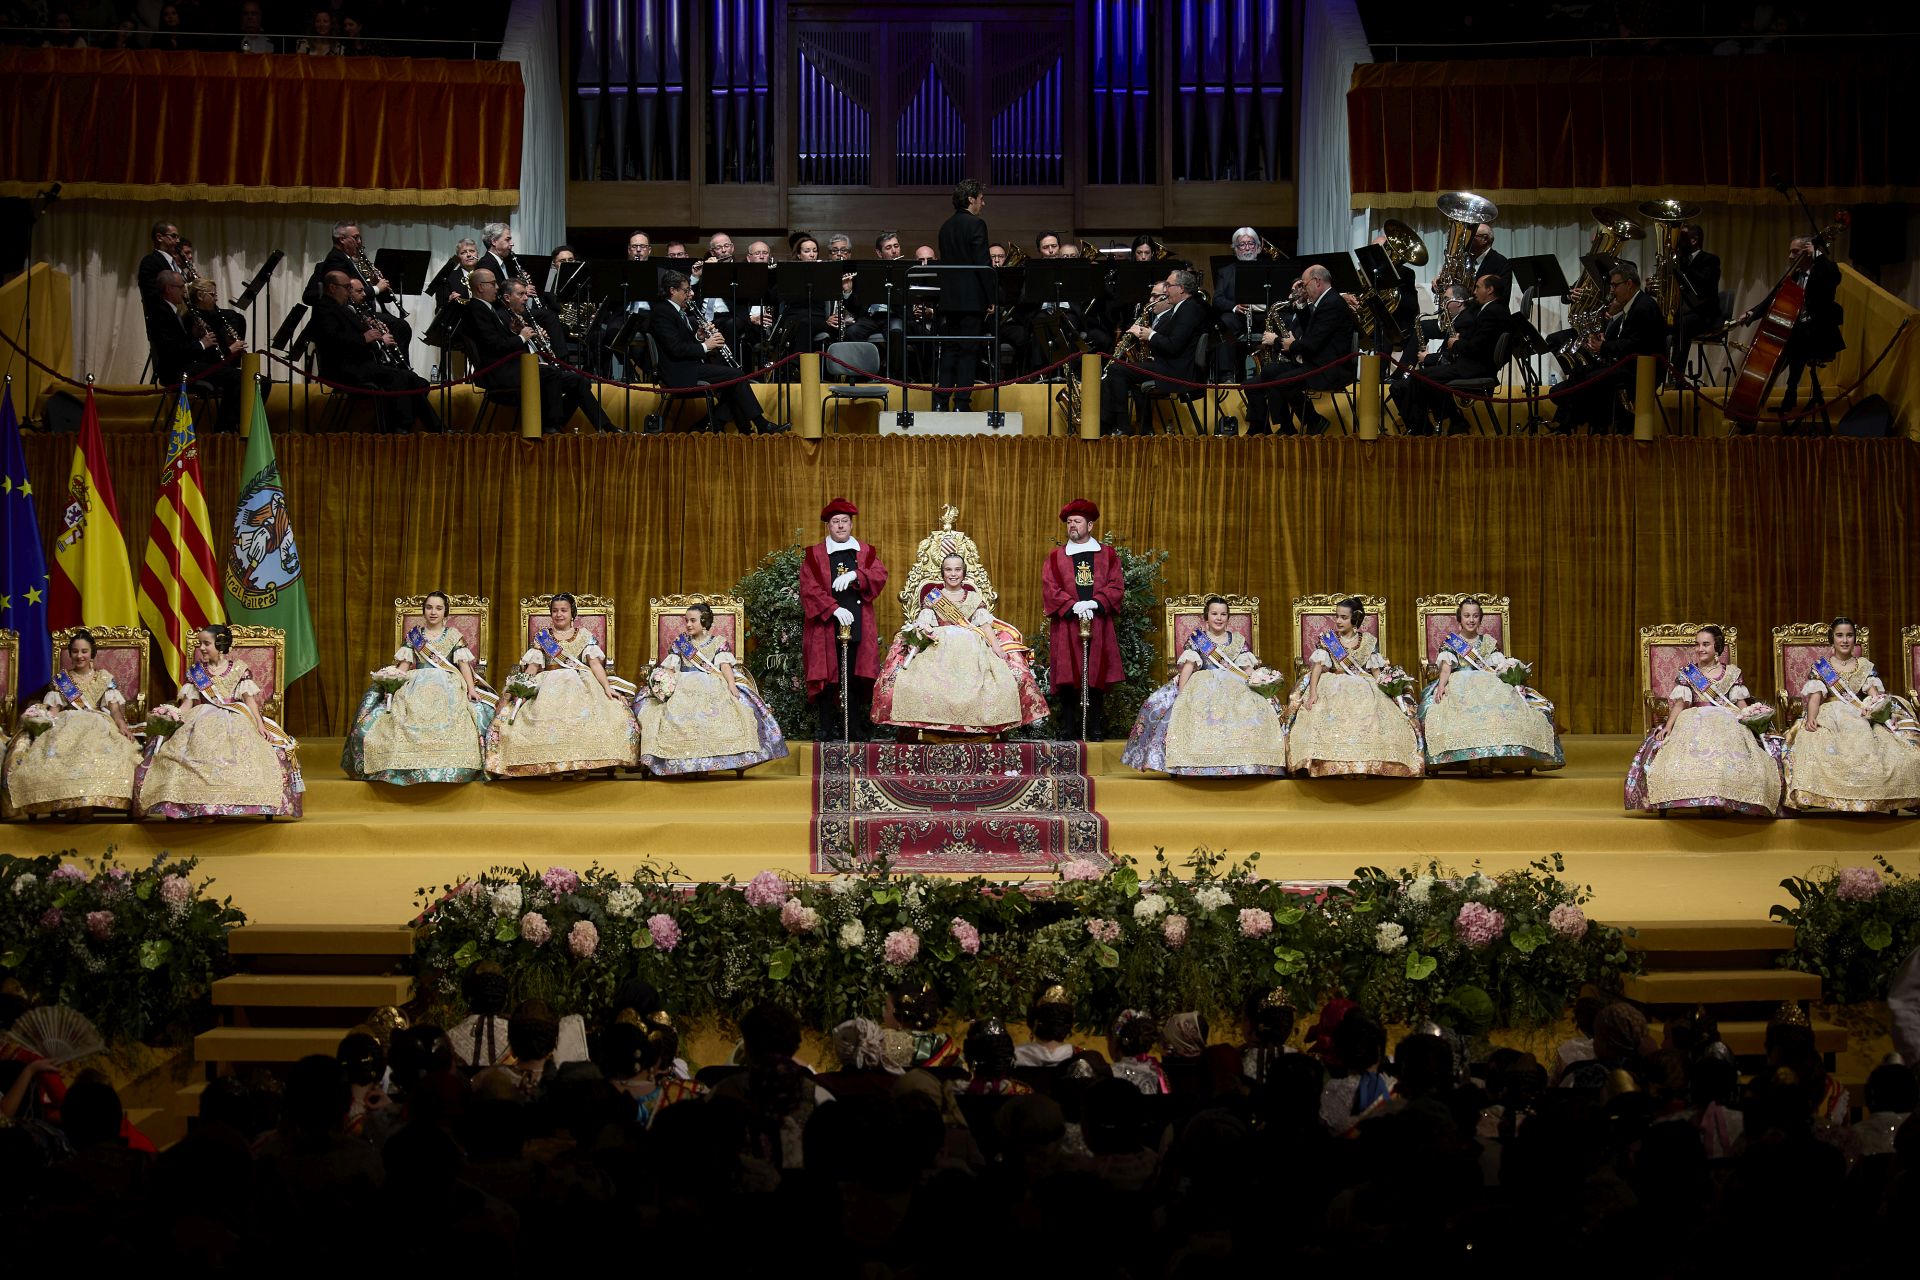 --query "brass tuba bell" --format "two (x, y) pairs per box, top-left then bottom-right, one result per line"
(1380, 219), (1428, 269)
(1637, 199), (1702, 325)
